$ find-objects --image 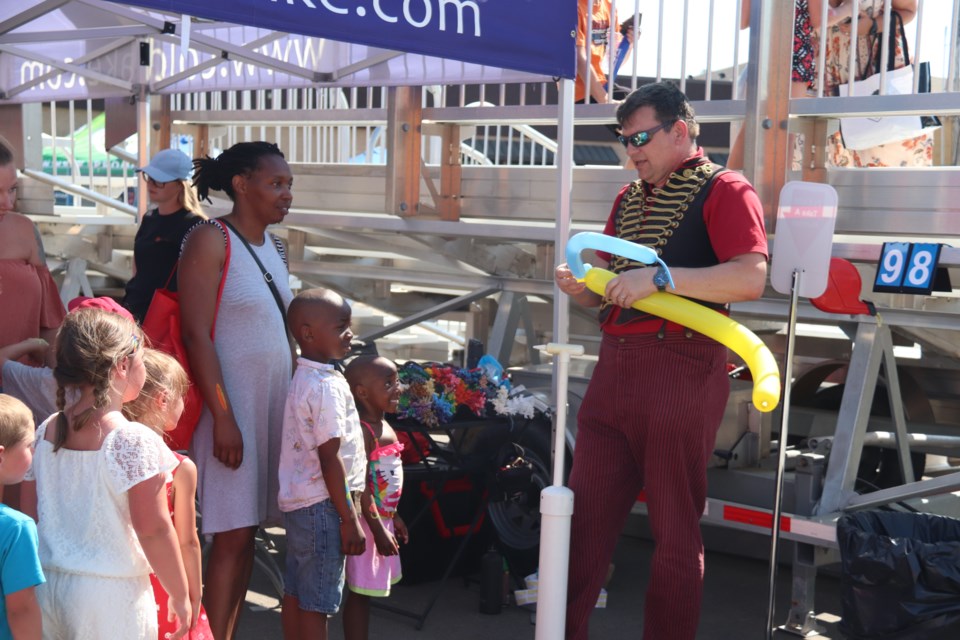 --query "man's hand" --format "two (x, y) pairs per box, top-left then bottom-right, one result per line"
(604, 268), (658, 309)
(555, 263), (588, 296)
